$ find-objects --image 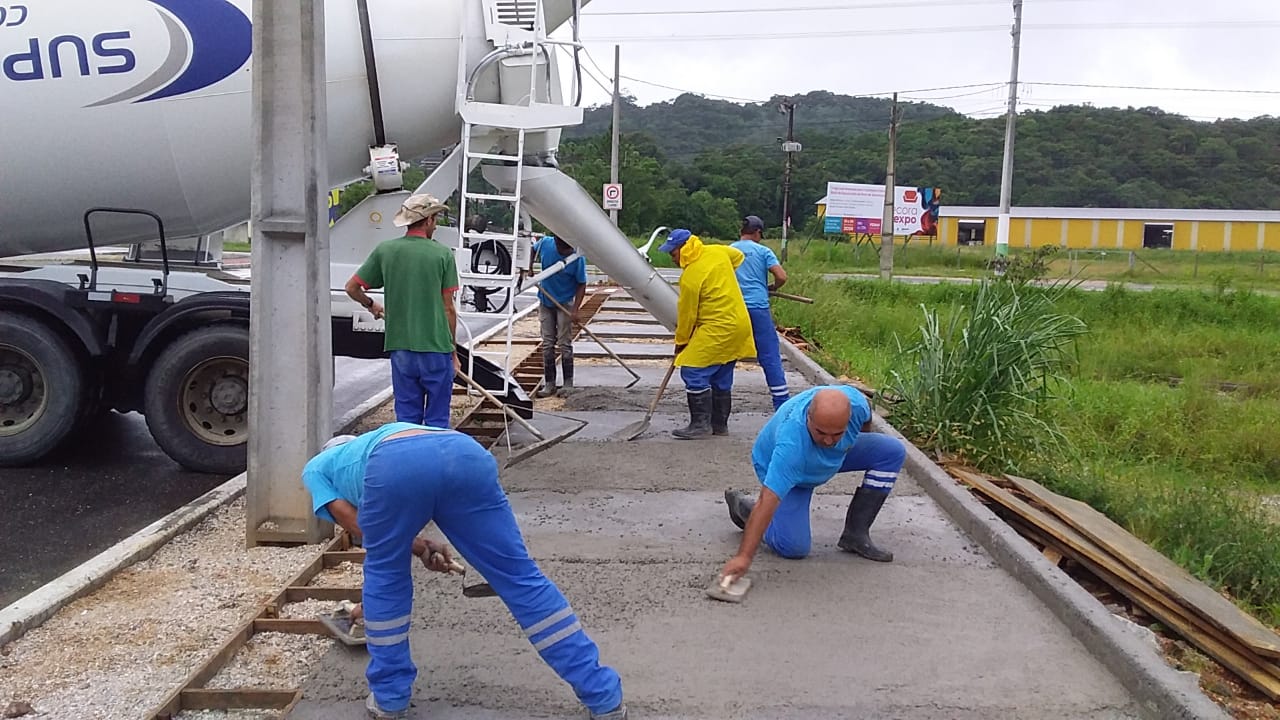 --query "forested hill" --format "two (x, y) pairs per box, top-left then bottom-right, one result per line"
(555, 98), (1280, 240)
(564, 90), (958, 158)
